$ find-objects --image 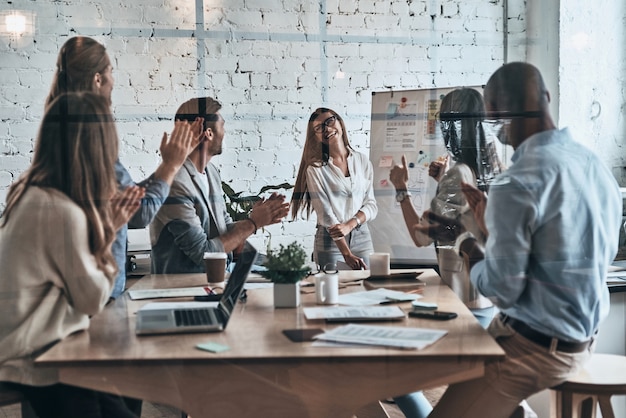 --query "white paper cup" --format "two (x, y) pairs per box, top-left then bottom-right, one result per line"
(369, 252), (390, 276)
(203, 252), (227, 284)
